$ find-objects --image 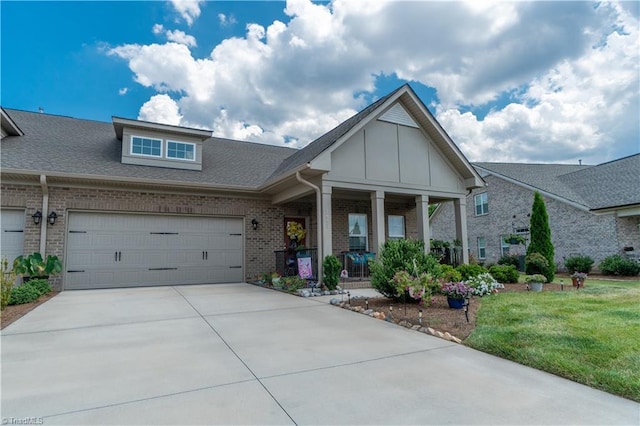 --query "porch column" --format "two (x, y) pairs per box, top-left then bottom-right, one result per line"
(454, 197), (469, 264)
(321, 184), (333, 258)
(371, 190), (385, 254)
(416, 194), (430, 253)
